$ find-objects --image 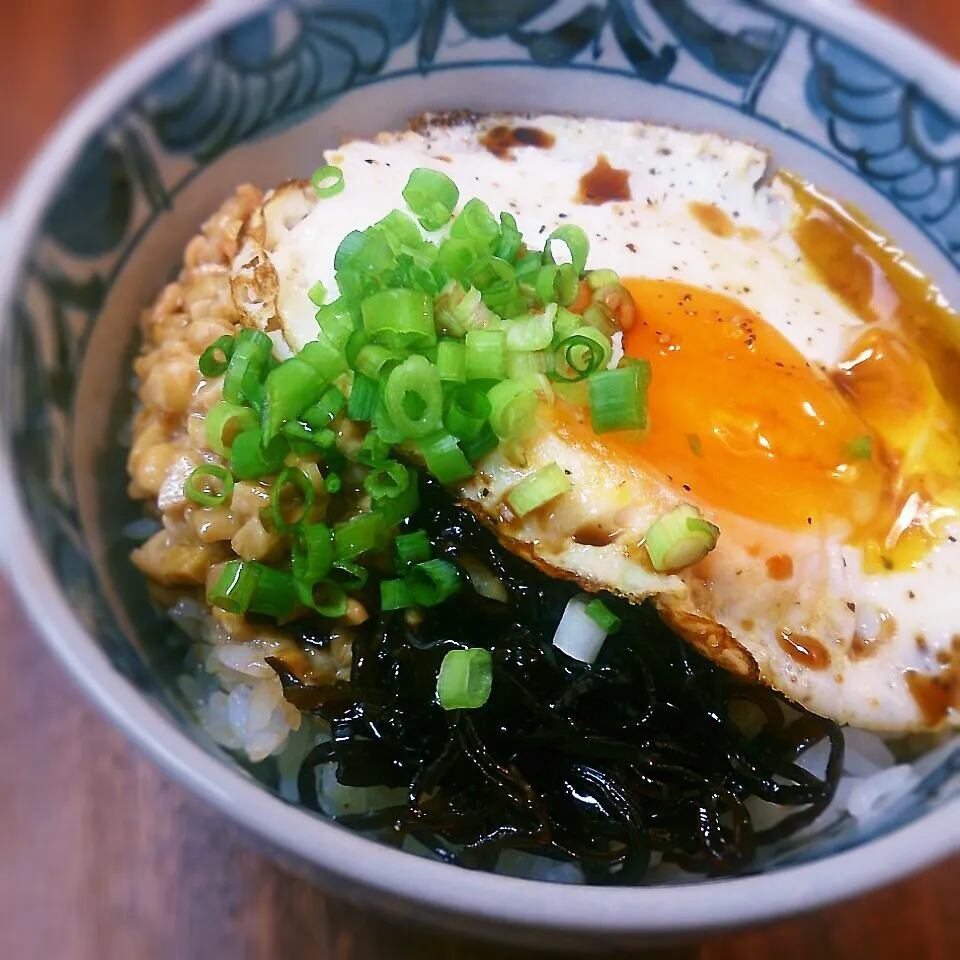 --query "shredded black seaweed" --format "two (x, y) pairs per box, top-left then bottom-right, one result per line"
(273, 477), (843, 883)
